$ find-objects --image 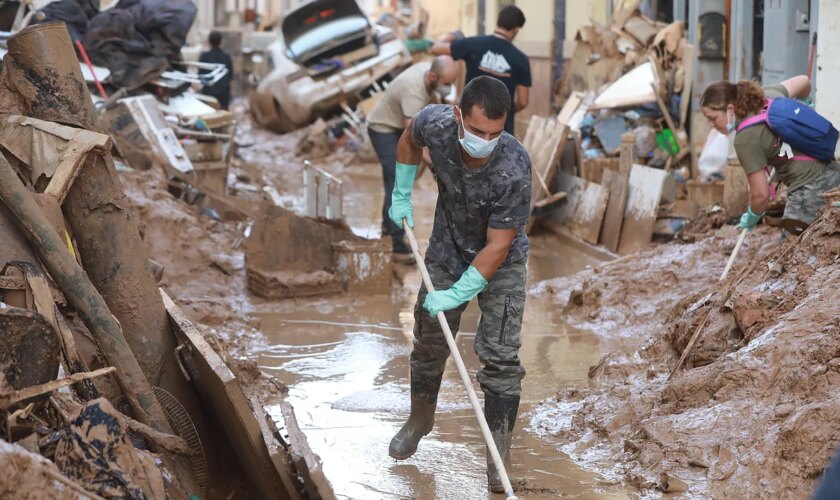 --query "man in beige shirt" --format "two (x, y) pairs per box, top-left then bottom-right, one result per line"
(368, 55), (458, 262)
